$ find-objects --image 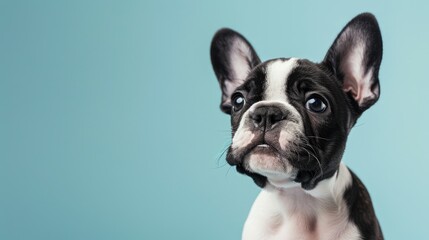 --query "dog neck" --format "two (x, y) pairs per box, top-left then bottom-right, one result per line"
(243, 163), (359, 240)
